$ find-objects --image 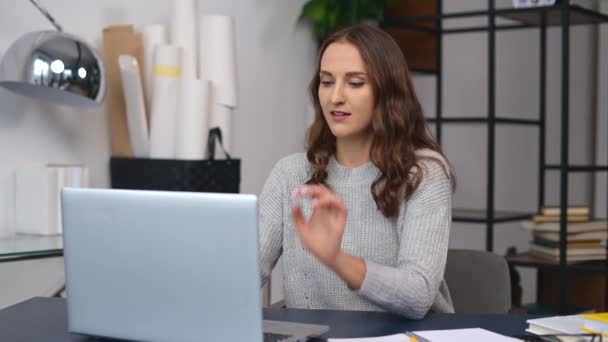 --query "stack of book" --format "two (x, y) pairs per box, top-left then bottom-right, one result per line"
(522, 206), (608, 263)
(526, 313), (608, 341)
(581, 312), (608, 337)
